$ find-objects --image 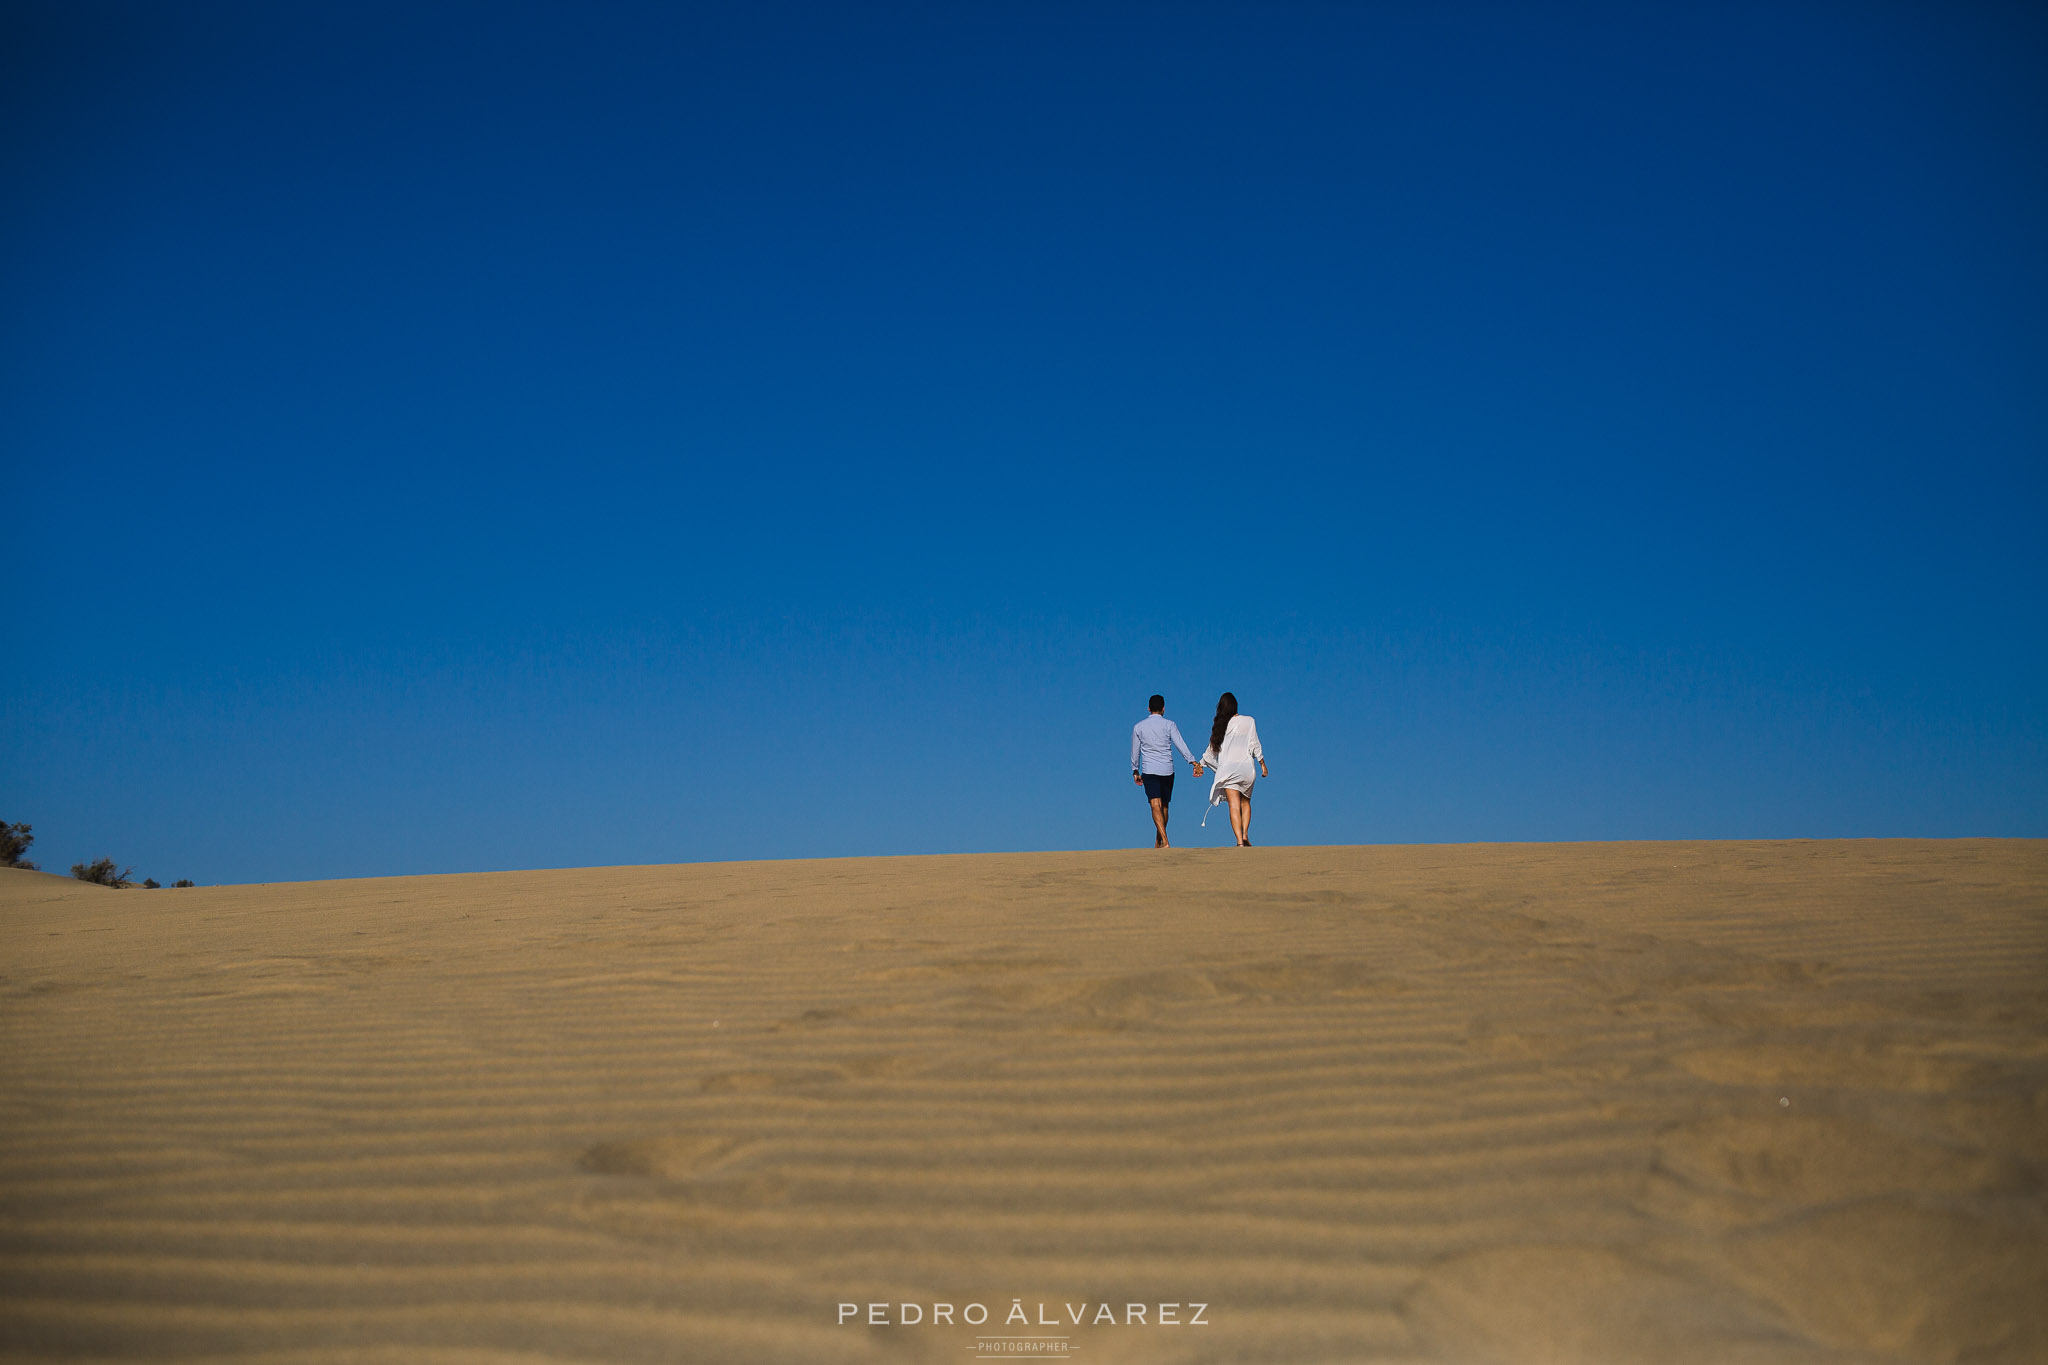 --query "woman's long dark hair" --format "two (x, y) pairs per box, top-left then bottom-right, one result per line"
(1209, 692), (1238, 756)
